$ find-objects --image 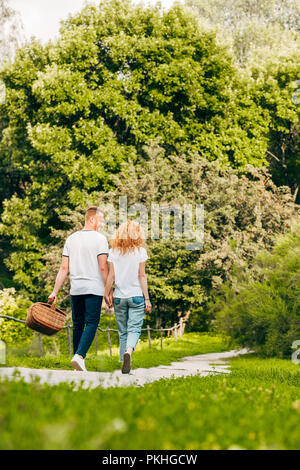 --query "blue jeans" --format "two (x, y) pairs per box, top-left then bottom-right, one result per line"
(114, 296), (145, 361)
(70, 294), (103, 359)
